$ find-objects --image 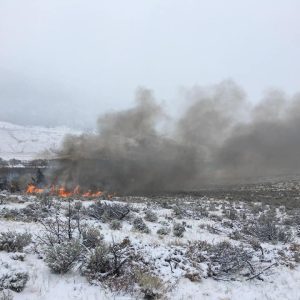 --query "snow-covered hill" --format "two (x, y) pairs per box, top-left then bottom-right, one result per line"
(0, 121), (79, 160)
